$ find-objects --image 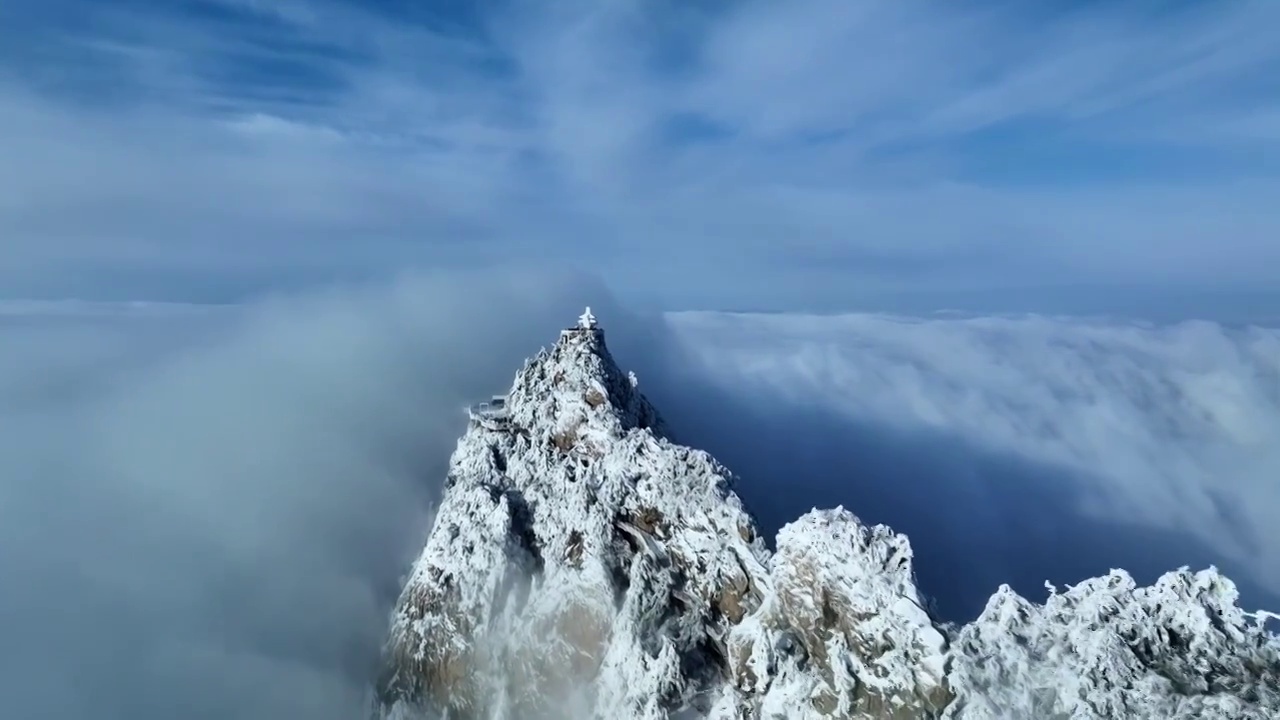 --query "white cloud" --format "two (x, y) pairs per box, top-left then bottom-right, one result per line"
(667, 310), (1280, 597)
(1, 0), (1277, 309)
